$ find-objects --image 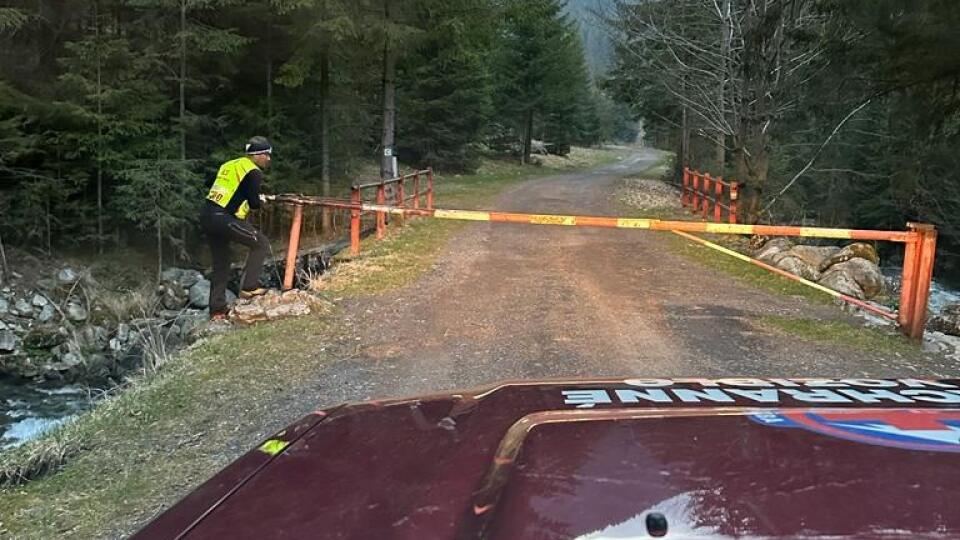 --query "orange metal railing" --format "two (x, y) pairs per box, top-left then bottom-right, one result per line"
(682, 167), (739, 224)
